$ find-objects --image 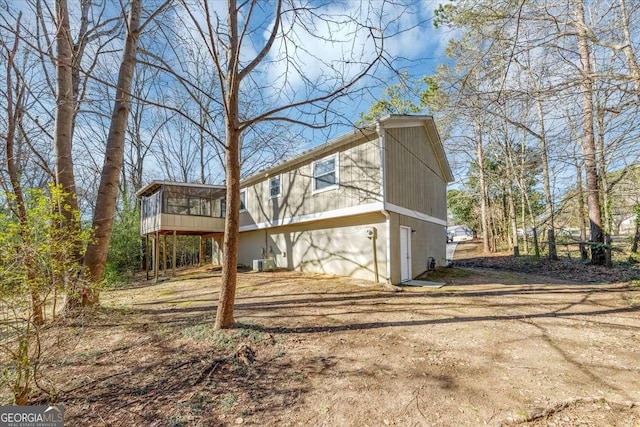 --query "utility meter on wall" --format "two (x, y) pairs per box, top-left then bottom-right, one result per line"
(365, 227), (376, 239)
